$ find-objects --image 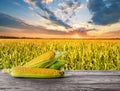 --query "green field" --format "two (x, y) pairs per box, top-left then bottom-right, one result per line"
(0, 39), (120, 70)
